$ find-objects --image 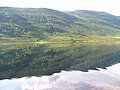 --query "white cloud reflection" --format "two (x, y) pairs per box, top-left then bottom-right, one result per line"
(0, 63), (120, 90)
